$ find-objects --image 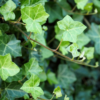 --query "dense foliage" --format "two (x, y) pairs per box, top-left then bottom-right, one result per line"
(0, 0), (100, 100)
